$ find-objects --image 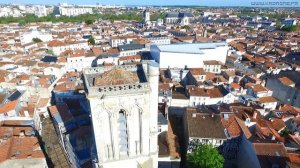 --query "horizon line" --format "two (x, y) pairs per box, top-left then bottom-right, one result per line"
(0, 2), (299, 8)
